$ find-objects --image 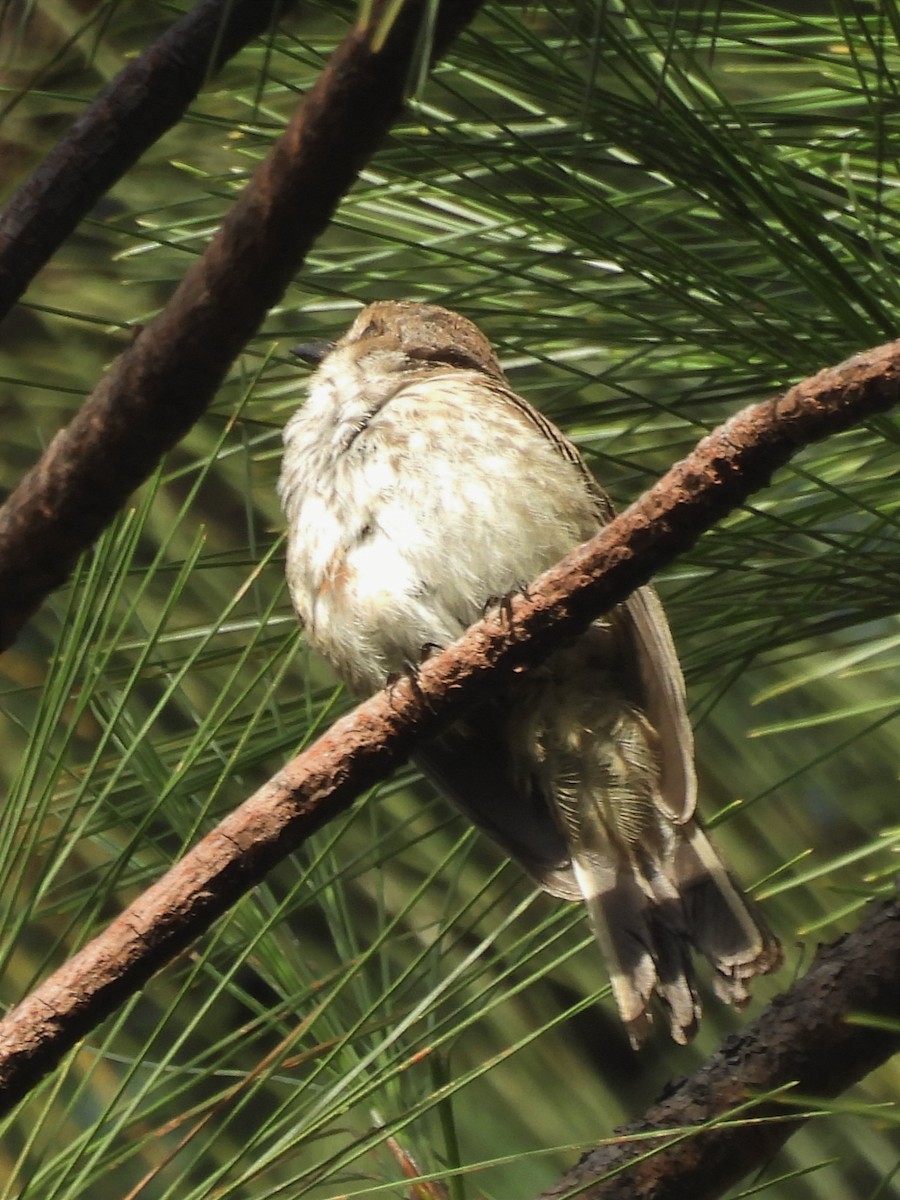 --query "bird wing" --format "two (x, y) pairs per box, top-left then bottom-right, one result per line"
(623, 585), (697, 822)
(473, 379), (698, 824)
(414, 703), (581, 901)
